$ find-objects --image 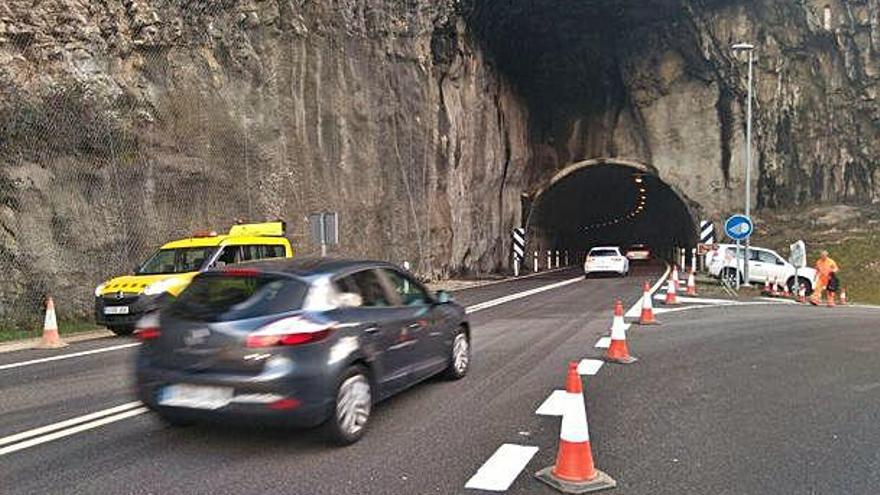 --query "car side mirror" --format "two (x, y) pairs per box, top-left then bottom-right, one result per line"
(435, 290), (453, 304)
(337, 292), (363, 308)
